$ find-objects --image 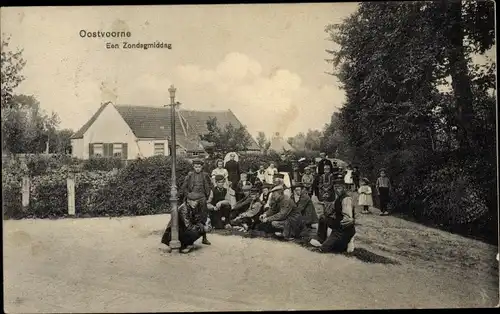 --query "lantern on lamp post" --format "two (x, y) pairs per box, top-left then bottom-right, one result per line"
(167, 84), (181, 251)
